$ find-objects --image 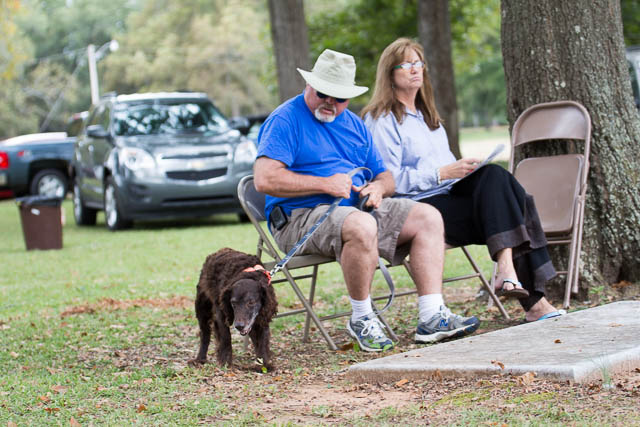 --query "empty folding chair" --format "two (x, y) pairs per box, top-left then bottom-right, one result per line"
(508, 100), (591, 308)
